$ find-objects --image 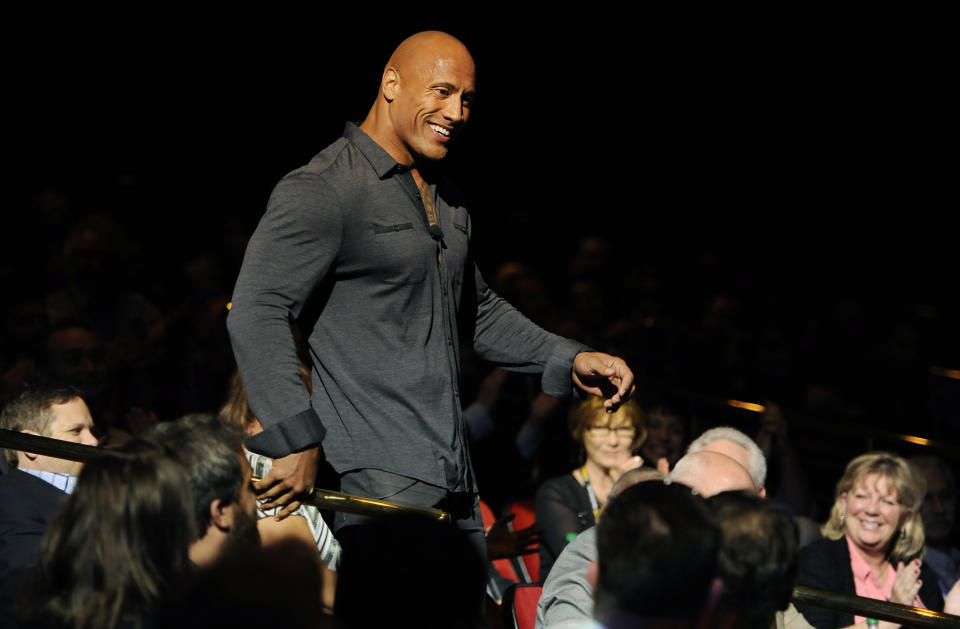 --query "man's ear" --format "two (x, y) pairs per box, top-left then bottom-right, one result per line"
(586, 560), (599, 591)
(758, 486), (767, 499)
(382, 67), (400, 102)
(19, 430), (40, 461)
(209, 498), (235, 532)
